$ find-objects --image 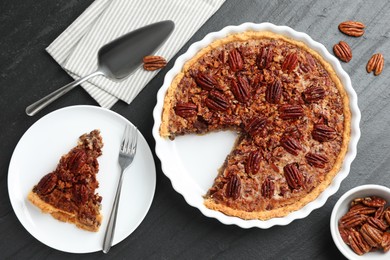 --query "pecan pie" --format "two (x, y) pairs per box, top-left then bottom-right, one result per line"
(28, 130), (103, 231)
(160, 31), (351, 220)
